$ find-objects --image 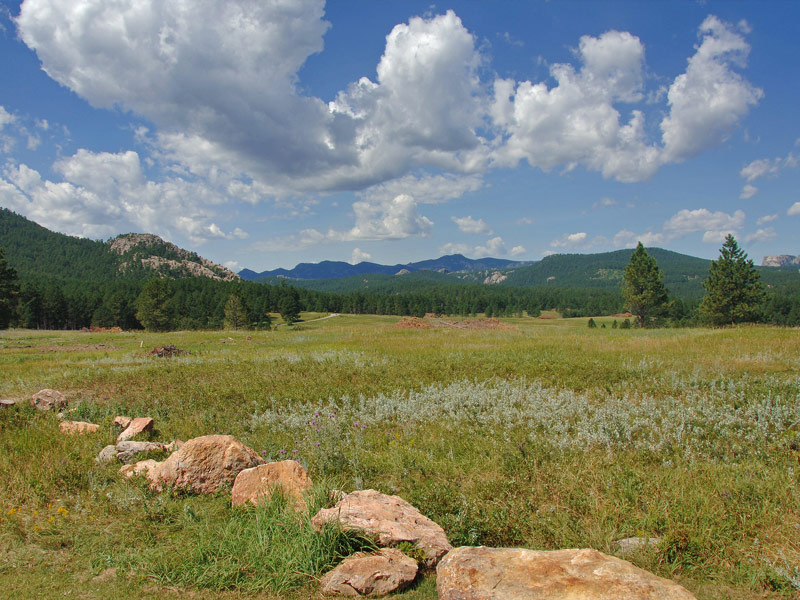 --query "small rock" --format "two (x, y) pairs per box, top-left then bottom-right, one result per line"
(31, 389), (67, 411)
(312, 489), (452, 568)
(59, 420), (99, 435)
(96, 445), (119, 464)
(115, 441), (167, 464)
(615, 536), (662, 554)
(91, 567), (117, 583)
(436, 547), (697, 600)
(231, 460), (313, 512)
(164, 440), (184, 452)
(320, 548), (418, 596)
(123, 434), (264, 493)
(120, 459), (160, 480)
(0, 399), (17, 409)
(113, 416), (132, 428)
(116, 417), (154, 443)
